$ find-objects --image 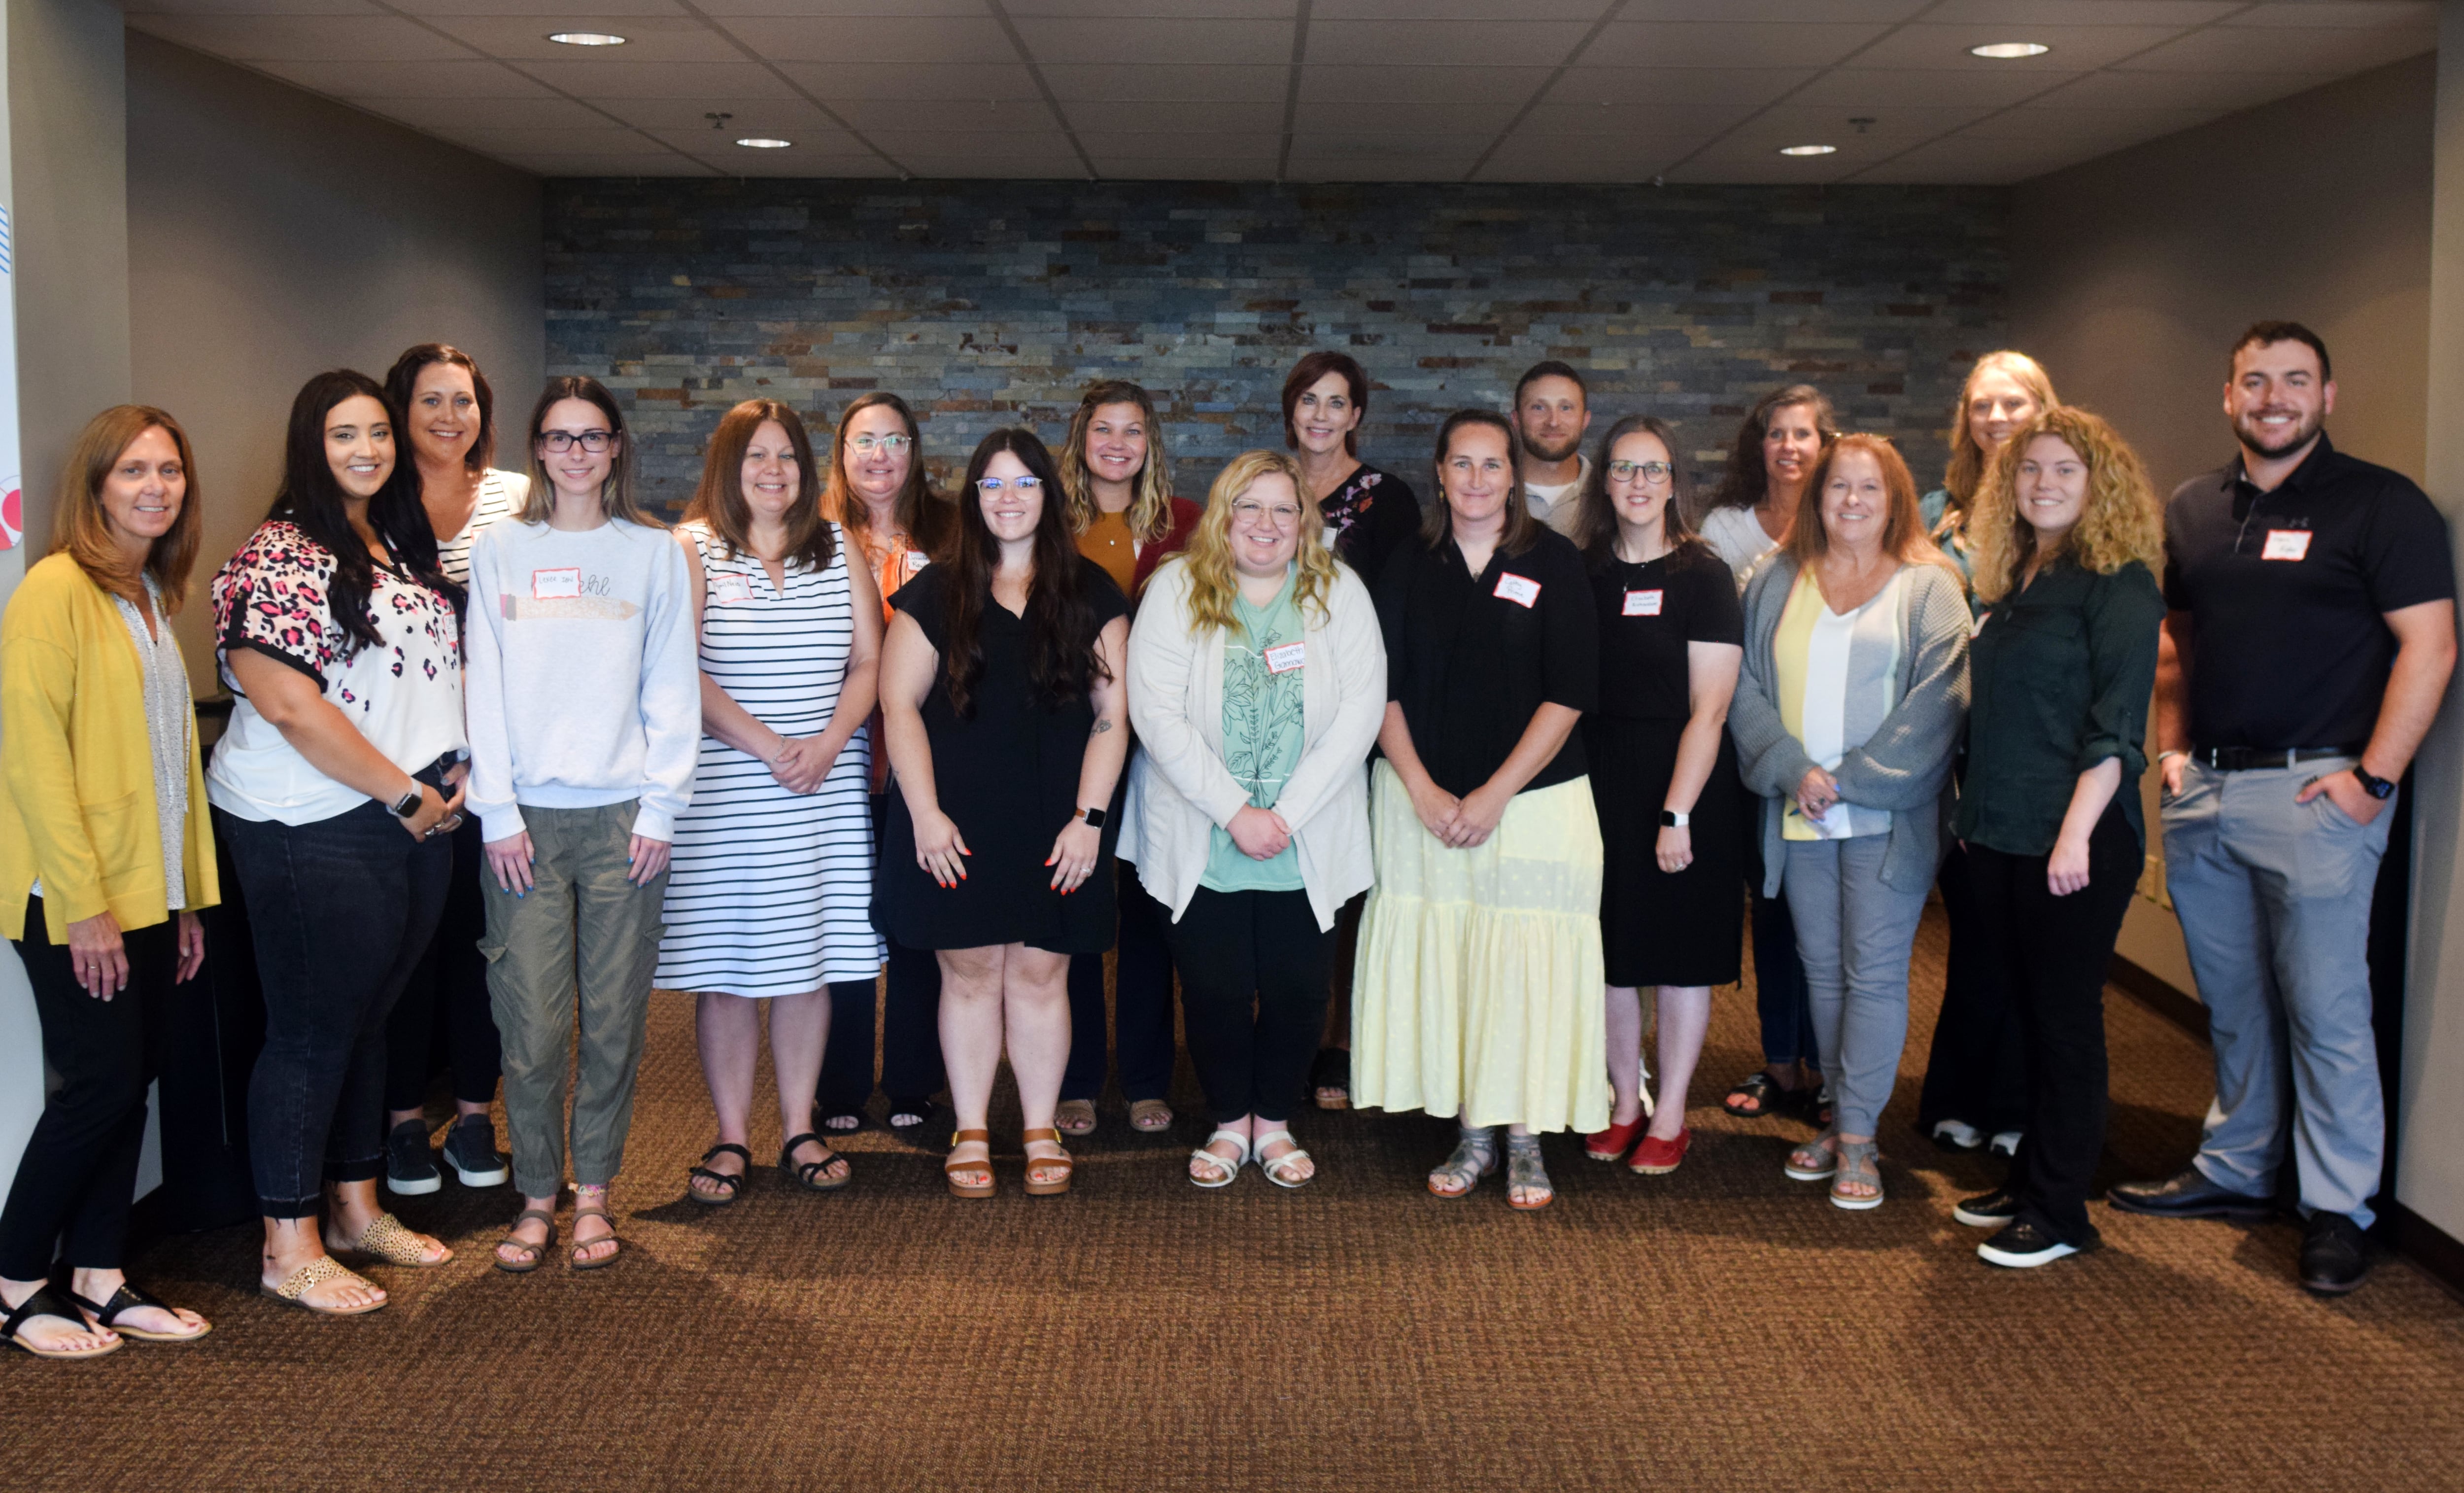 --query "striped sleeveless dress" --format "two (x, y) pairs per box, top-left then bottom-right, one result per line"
(657, 521), (883, 996)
